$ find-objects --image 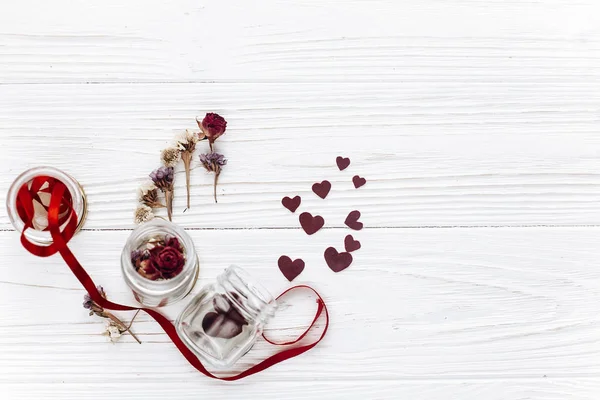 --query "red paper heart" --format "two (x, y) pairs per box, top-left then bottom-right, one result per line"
(352, 175), (366, 188)
(336, 156), (351, 171)
(344, 235), (361, 252)
(282, 195), (301, 213)
(344, 210), (363, 230)
(278, 255), (305, 282)
(324, 247), (353, 273)
(312, 180), (331, 199)
(299, 212), (325, 235)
